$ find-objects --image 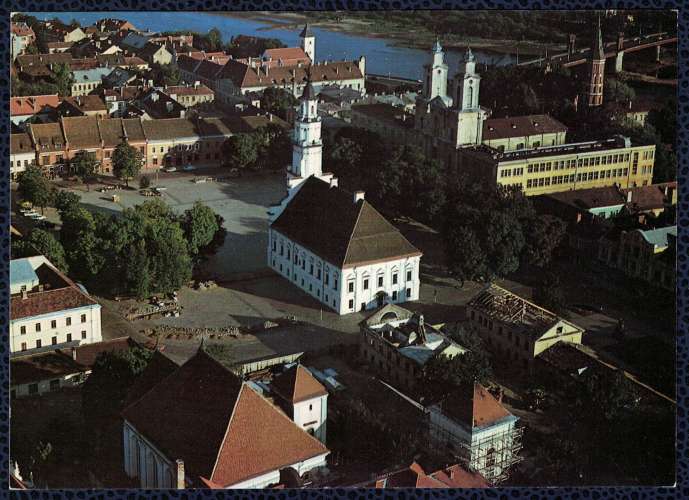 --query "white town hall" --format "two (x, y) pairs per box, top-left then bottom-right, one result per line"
(268, 75), (422, 315)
